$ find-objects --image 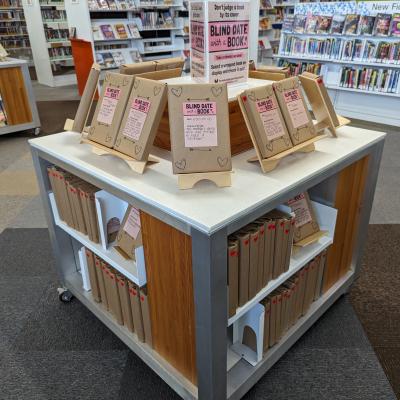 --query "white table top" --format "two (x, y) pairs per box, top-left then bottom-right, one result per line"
(162, 76), (270, 102)
(30, 127), (385, 234)
(0, 57), (28, 68)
